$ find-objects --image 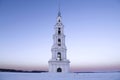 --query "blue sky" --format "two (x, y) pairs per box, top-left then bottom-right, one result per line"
(0, 0), (120, 72)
